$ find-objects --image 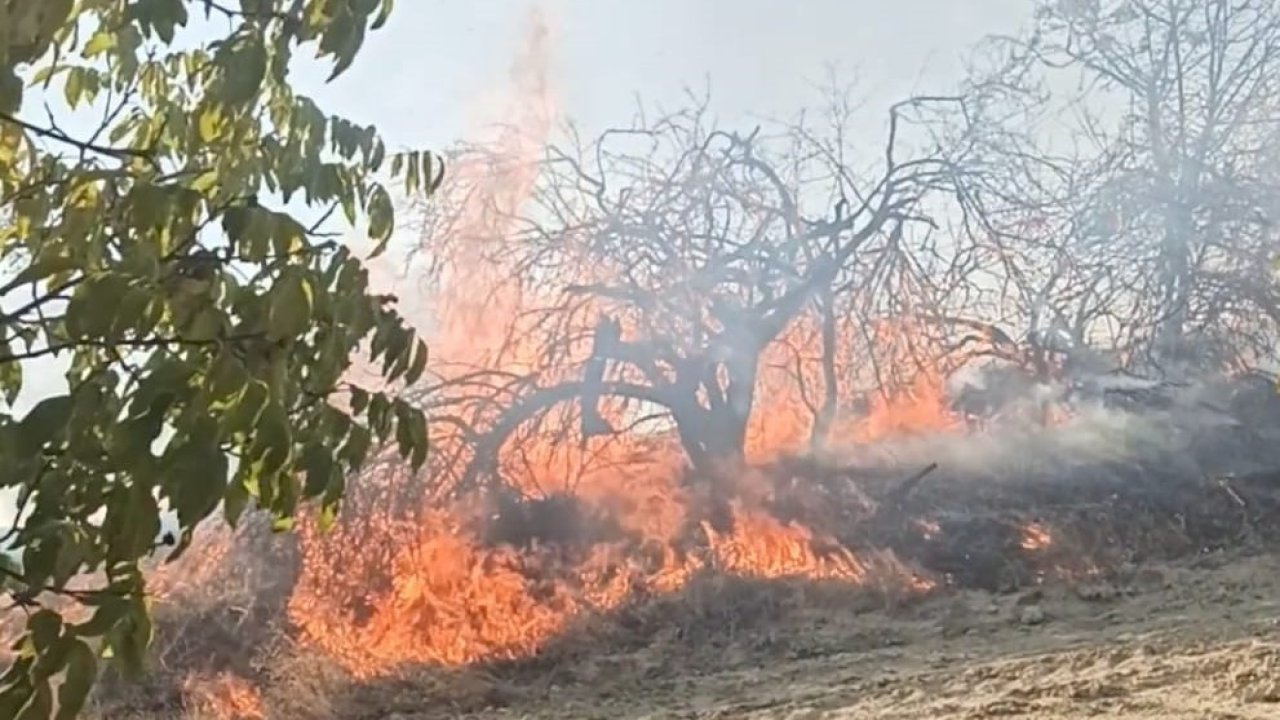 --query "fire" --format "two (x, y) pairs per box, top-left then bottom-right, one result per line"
(2, 8), (1211, 717)
(290, 510), (597, 670)
(0, 8), (1044, 699)
(746, 315), (965, 456)
(703, 509), (865, 581)
(853, 368), (960, 442)
(914, 518), (942, 539)
(1020, 522), (1053, 551)
(277, 6), (983, 679)
(181, 672), (264, 720)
